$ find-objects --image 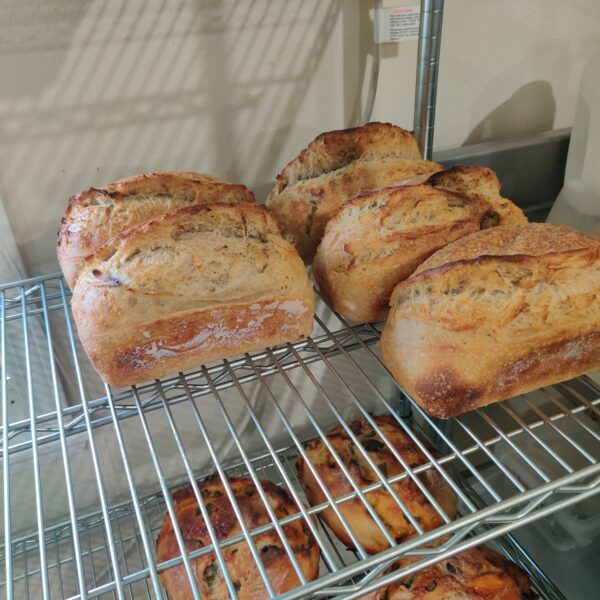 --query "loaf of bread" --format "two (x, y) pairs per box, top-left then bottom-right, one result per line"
(266, 123), (443, 262)
(58, 171), (254, 288)
(71, 202), (314, 387)
(381, 223), (600, 418)
(360, 545), (537, 600)
(296, 414), (457, 555)
(156, 475), (320, 600)
(314, 166), (526, 323)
